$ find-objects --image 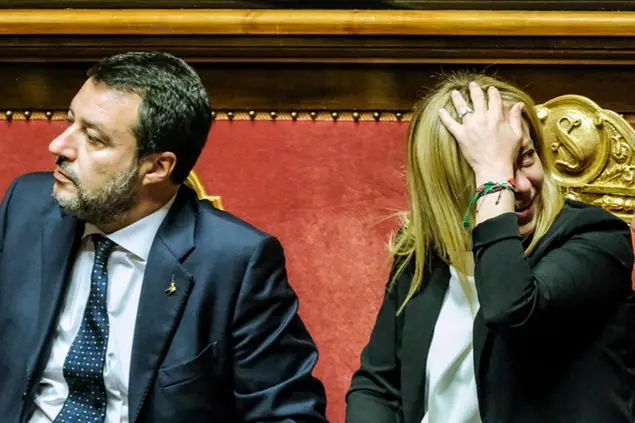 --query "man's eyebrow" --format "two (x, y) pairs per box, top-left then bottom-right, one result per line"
(84, 120), (115, 144)
(68, 109), (112, 141)
(83, 120), (109, 135)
